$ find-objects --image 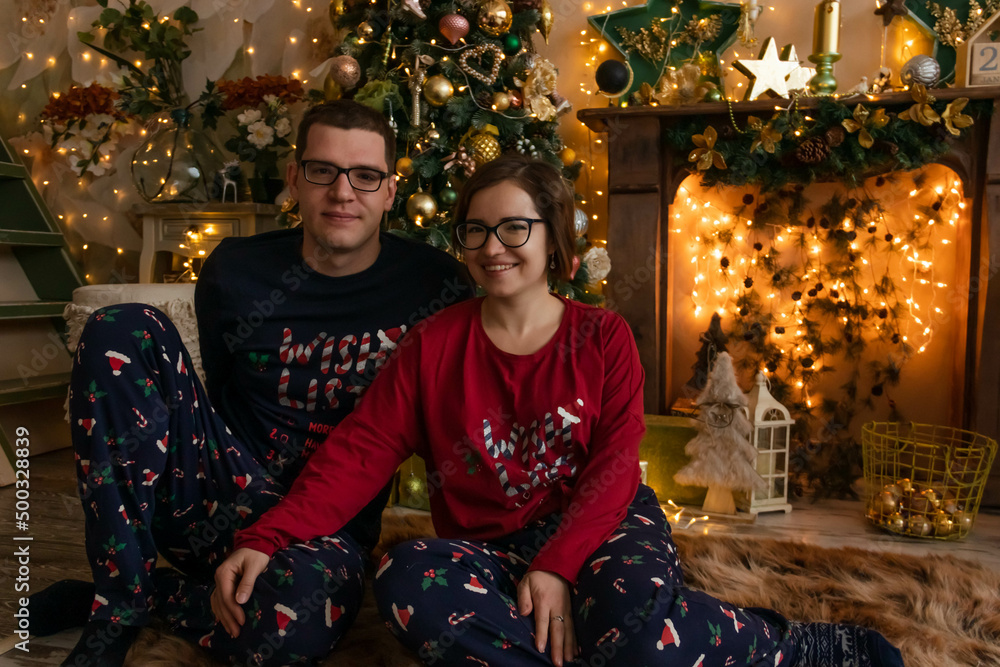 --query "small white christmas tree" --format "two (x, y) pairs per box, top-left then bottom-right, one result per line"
(674, 352), (763, 514)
